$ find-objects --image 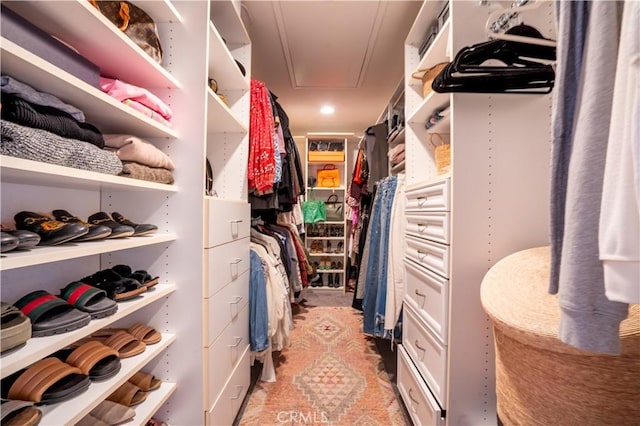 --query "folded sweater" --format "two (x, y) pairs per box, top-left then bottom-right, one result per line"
(104, 134), (175, 170)
(1, 120), (122, 175)
(1, 94), (104, 148)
